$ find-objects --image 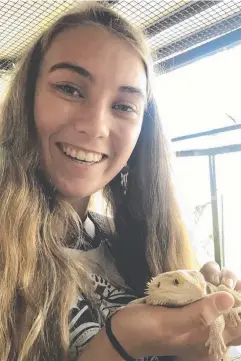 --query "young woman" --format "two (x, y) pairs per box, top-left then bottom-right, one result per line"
(0, 2), (240, 361)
